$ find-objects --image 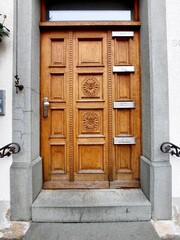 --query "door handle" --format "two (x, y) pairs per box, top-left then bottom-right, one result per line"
(43, 97), (50, 118)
